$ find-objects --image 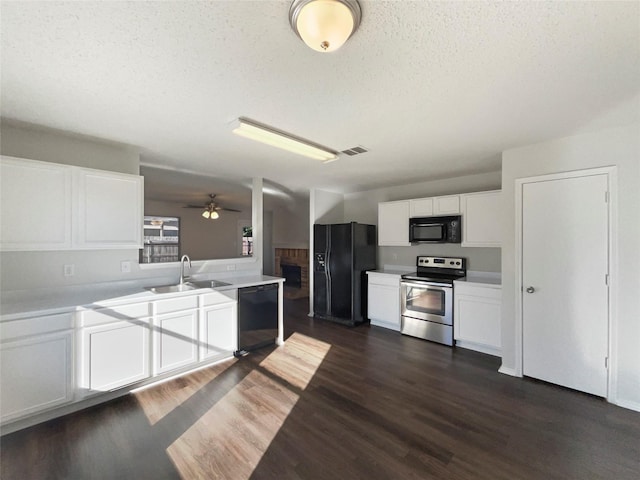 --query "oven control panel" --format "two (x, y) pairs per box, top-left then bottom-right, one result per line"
(417, 256), (465, 270)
